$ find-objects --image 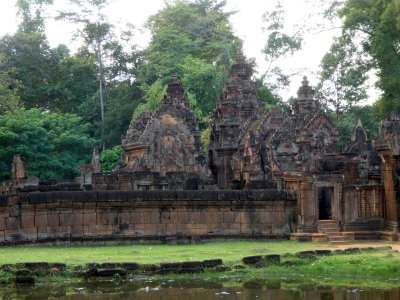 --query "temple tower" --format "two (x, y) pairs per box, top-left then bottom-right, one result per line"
(209, 52), (261, 188)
